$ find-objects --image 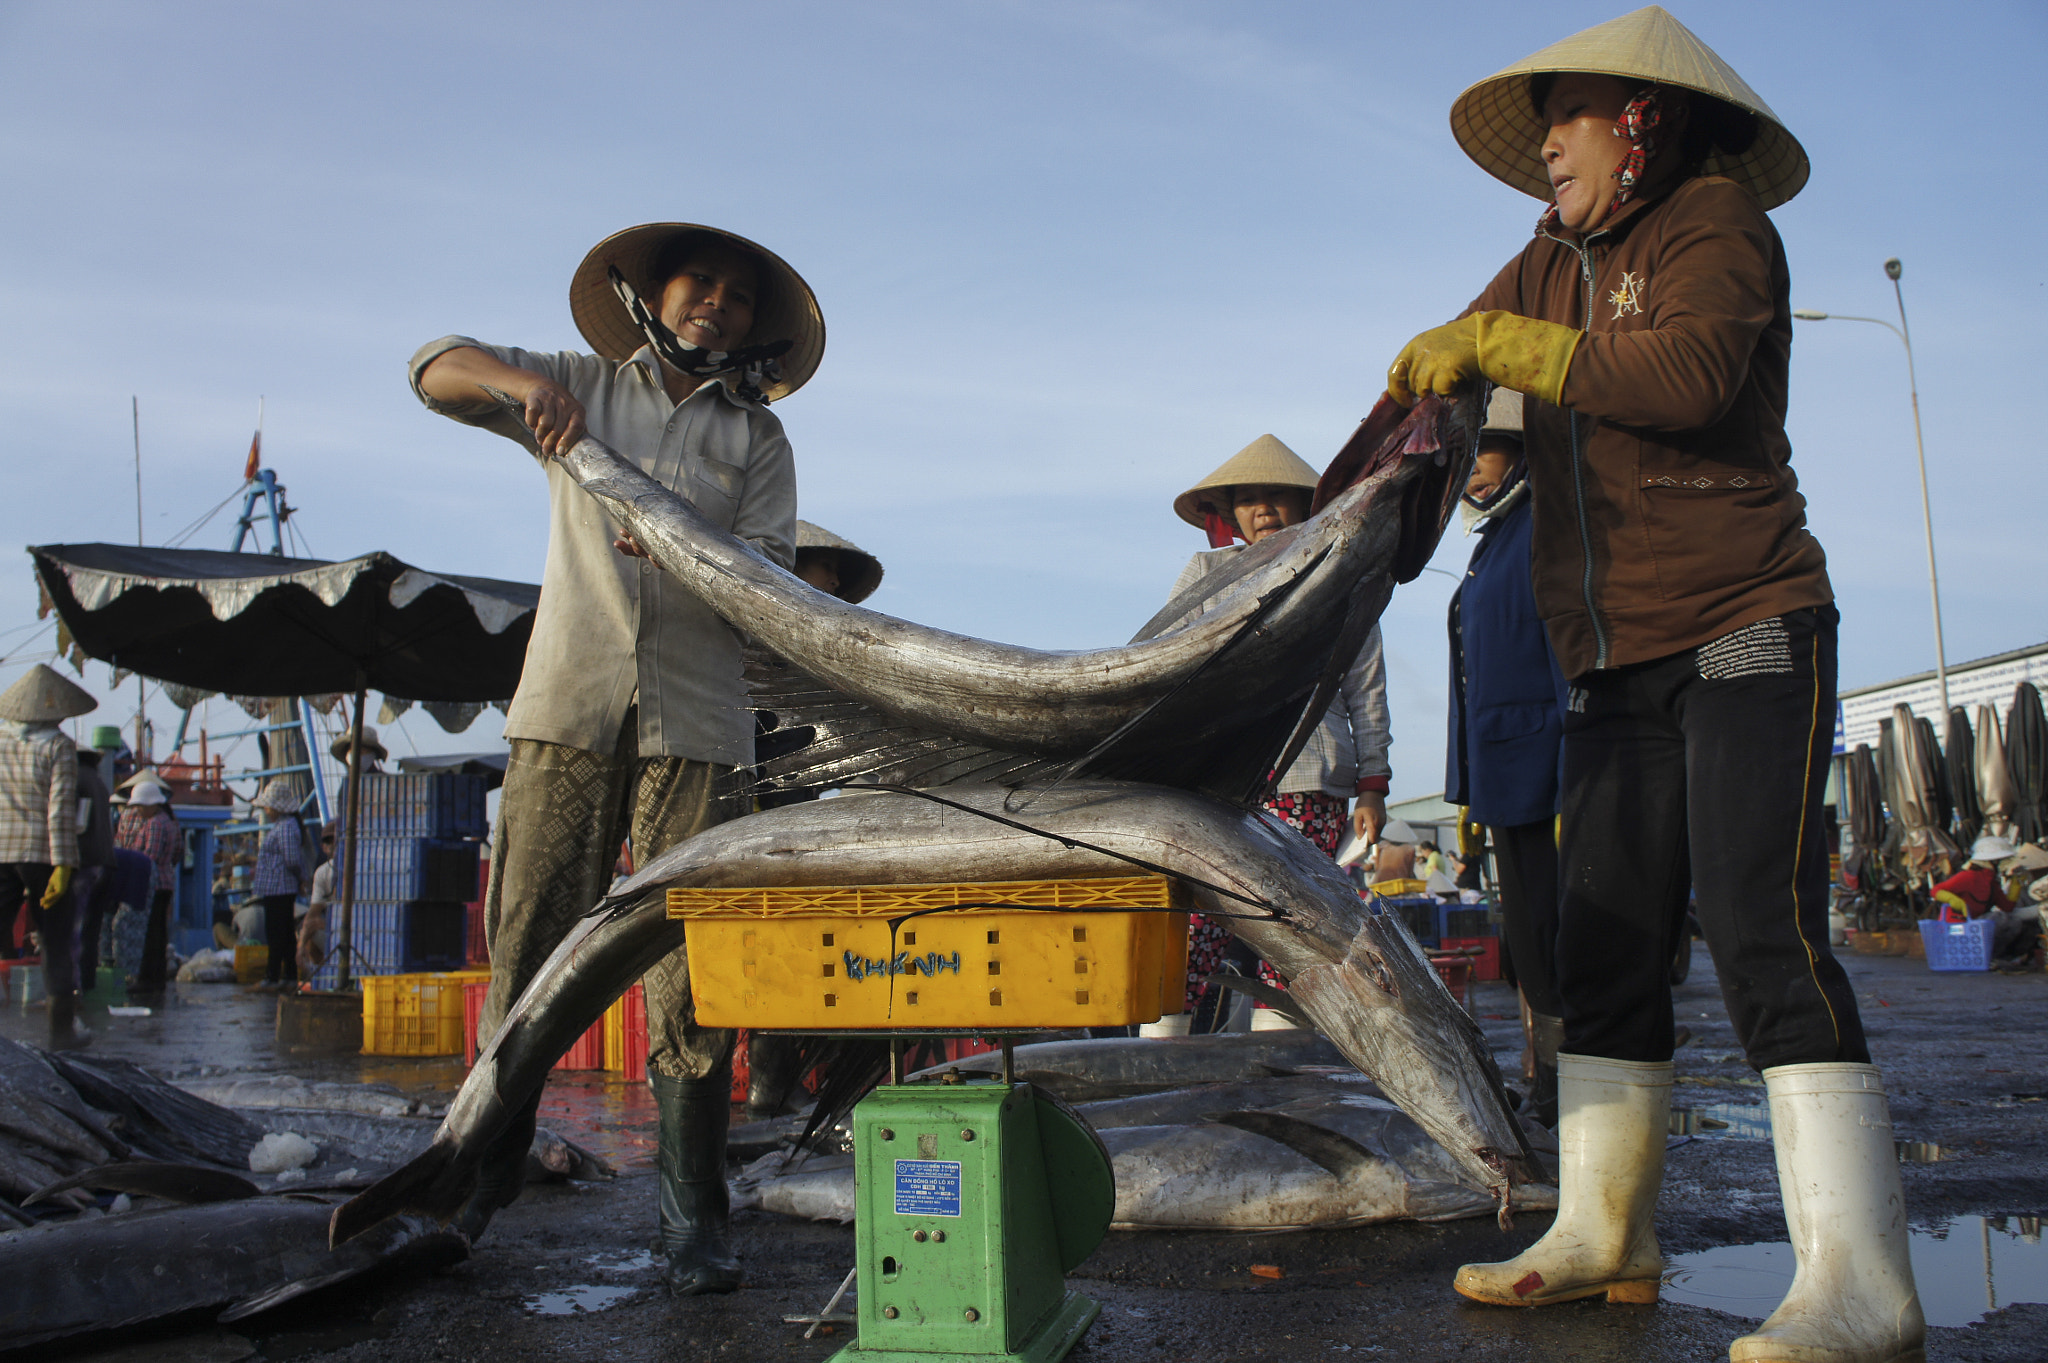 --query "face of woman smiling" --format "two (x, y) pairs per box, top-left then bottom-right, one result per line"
(1539, 72), (1639, 233)
(1231, 484), (1310, 544)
